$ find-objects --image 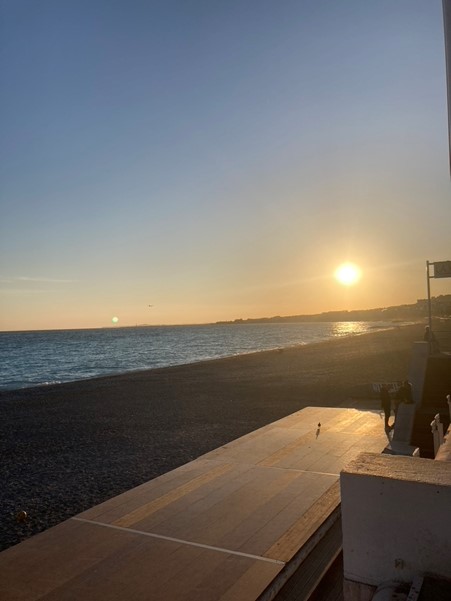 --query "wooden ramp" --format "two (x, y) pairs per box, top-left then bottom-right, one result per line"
(0, 407), (387, 601)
